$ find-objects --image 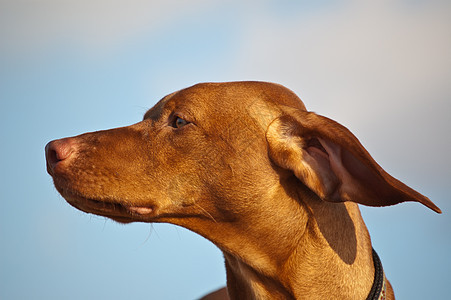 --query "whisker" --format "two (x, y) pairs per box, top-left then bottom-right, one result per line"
(194, 203), (218, 223)
(139, 224), (154, 246)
